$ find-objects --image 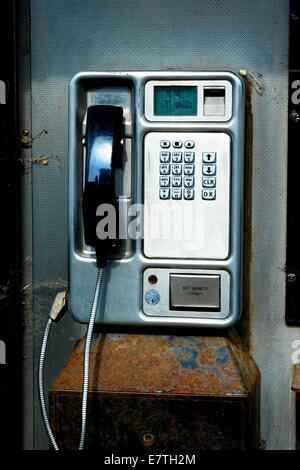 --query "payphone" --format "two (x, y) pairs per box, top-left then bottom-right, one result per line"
(39, 71), (245, 450)
(69, 71), (245, 327)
